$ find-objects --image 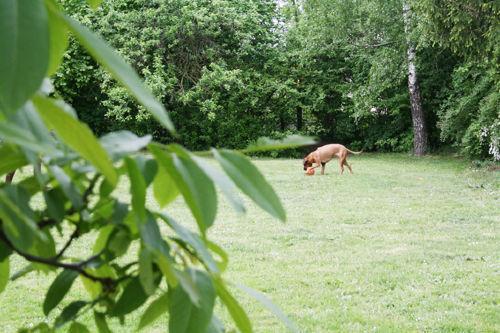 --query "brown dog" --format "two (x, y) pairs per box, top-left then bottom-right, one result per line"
(303, 144), (362, 175)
